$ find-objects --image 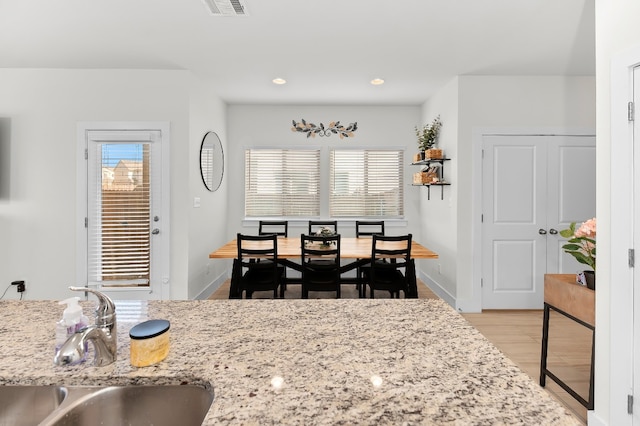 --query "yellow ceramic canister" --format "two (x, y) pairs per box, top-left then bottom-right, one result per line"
(129, 319), (170, 367)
